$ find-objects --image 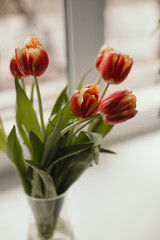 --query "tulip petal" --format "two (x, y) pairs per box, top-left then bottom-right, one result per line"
(70, 91), (82, 118)
(10, 55), (24, 79)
